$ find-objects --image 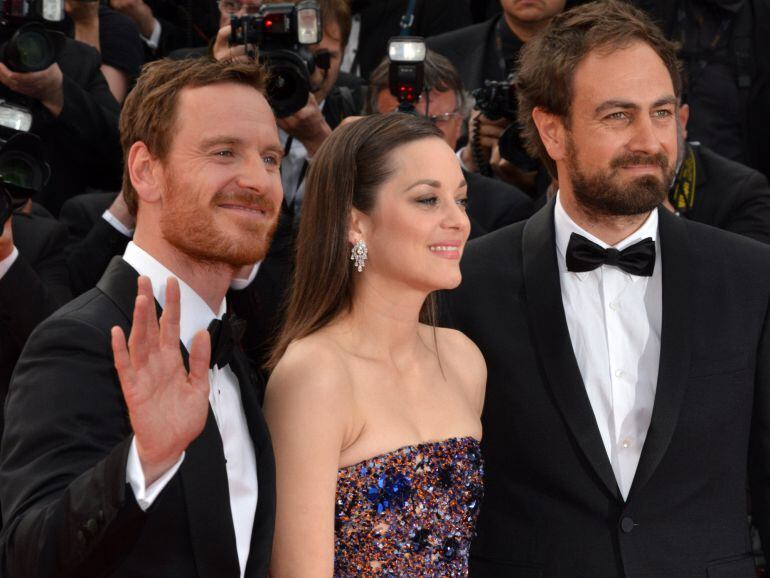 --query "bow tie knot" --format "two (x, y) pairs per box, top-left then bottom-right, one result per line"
(207, 314), (246, 370)
(566, 233), (656, 277)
